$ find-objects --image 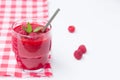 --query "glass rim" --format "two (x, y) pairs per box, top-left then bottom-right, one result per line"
(11, 18), (52, 38)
